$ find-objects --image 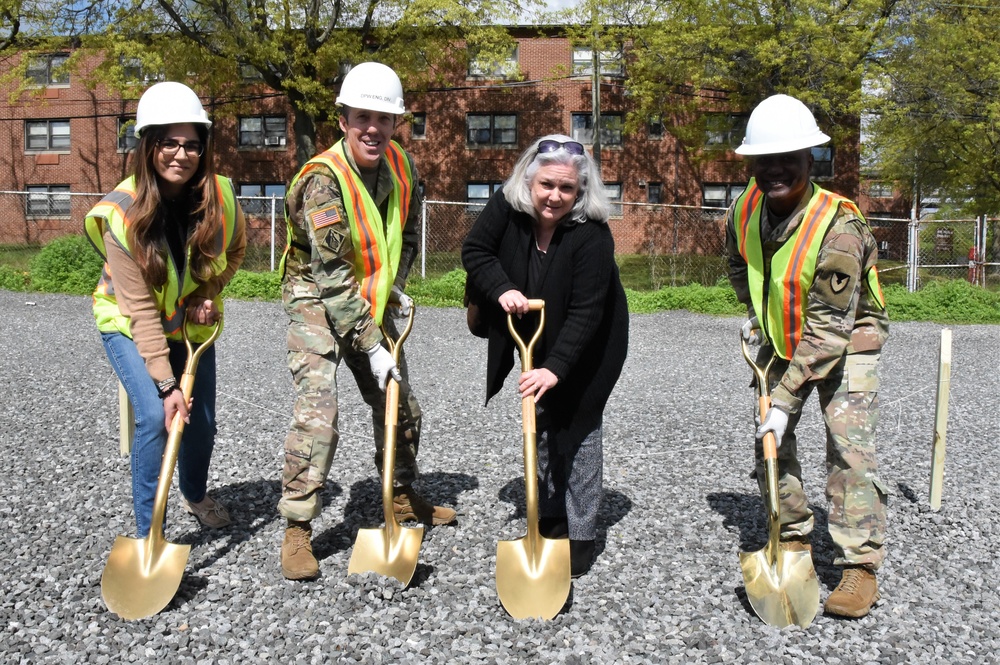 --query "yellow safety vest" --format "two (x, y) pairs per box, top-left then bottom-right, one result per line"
(282, 139), (413, 325)
(733, 178), (884, 359)
(84, 175), (238, 343)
